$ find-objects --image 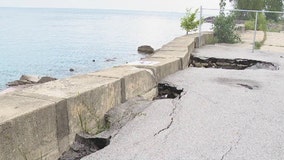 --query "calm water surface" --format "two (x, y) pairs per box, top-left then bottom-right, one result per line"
(0, 8), (186, 90)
